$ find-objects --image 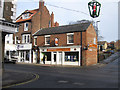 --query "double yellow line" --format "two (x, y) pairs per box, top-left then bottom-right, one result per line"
(2, 73), (39, 88)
